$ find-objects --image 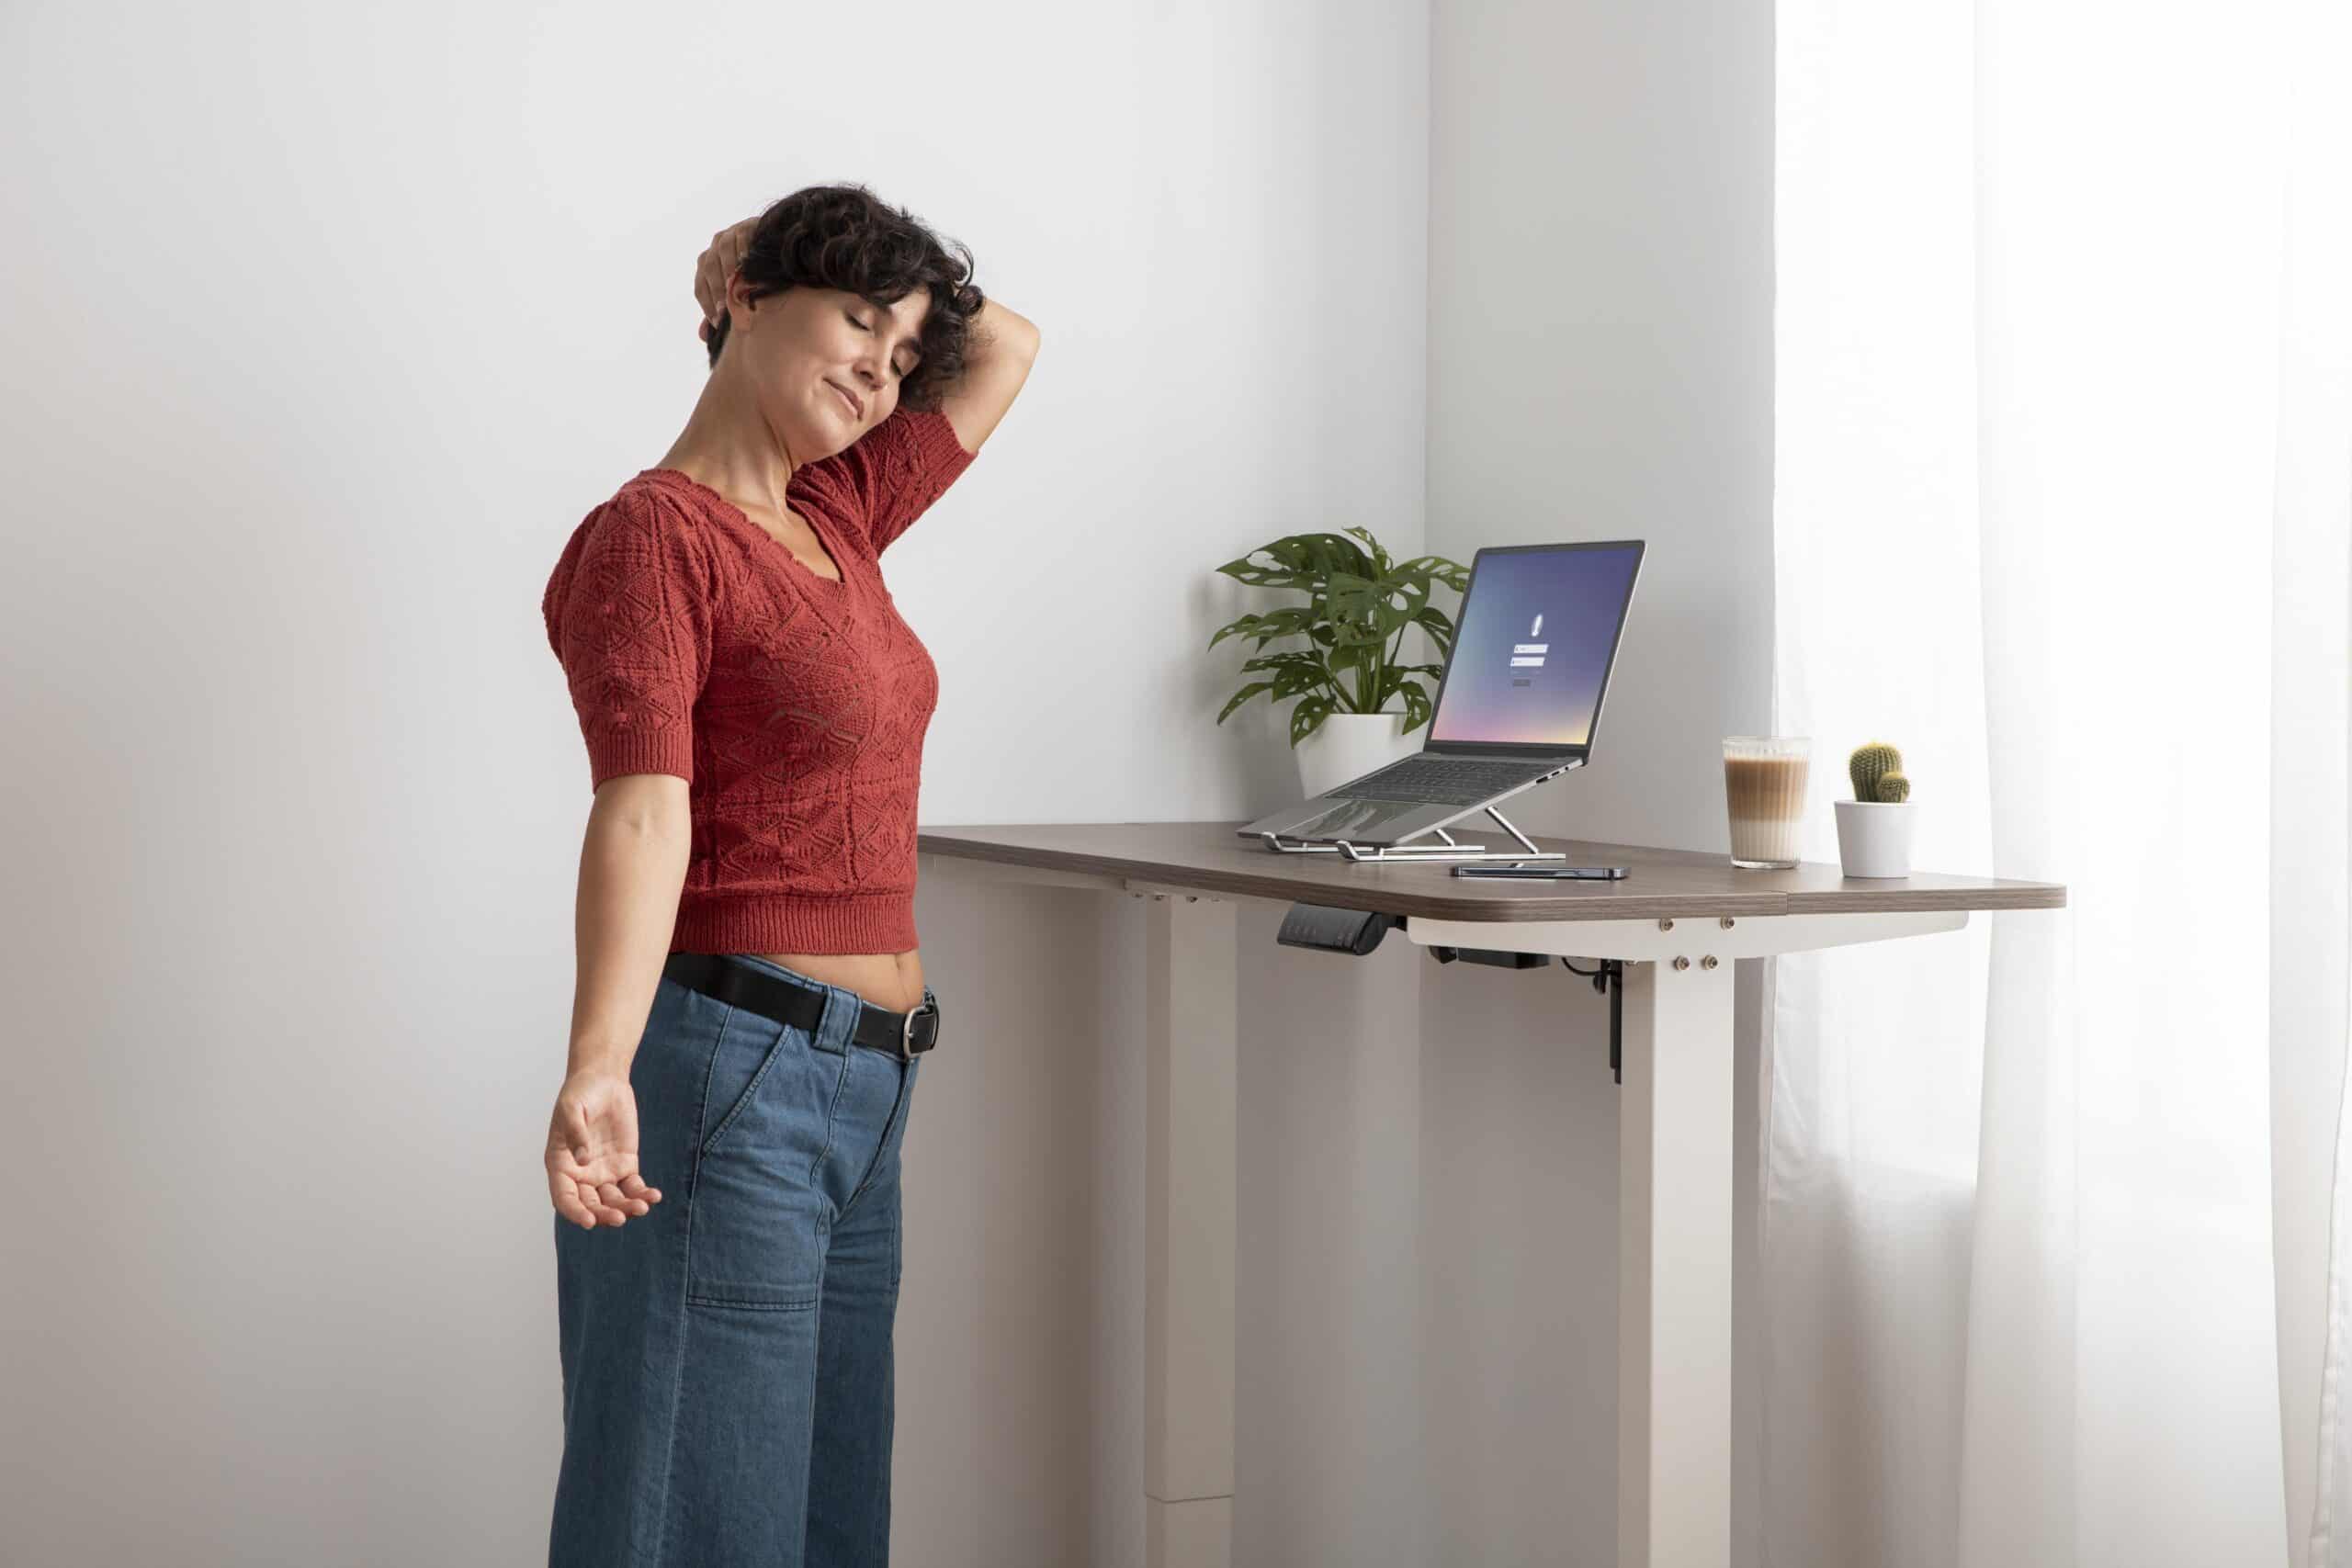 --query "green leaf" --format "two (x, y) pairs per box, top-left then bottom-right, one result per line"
(1216, 681), (1274, 724)
(1401, 680), (1438, 730)
(1287, 694), (1334, 748)
(1410, 605), (1457, 660)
